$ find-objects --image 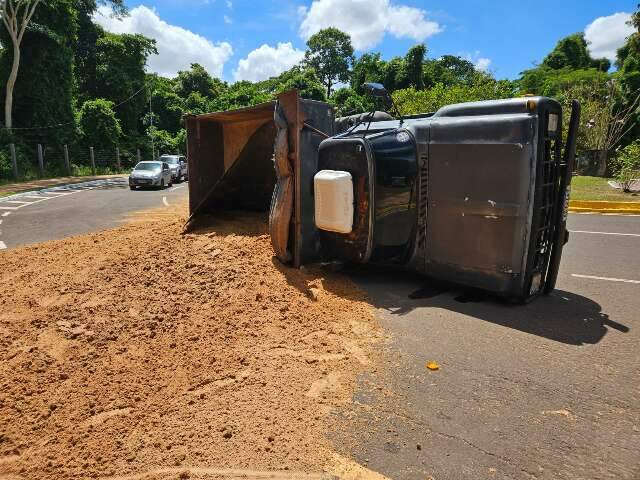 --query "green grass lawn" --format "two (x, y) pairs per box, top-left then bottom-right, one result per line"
(571, 176), (640, 202)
